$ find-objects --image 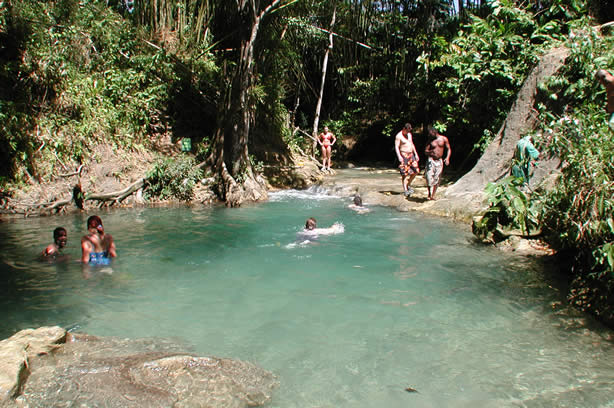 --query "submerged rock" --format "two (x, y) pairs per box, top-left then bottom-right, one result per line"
(1, 327), (278, 408)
